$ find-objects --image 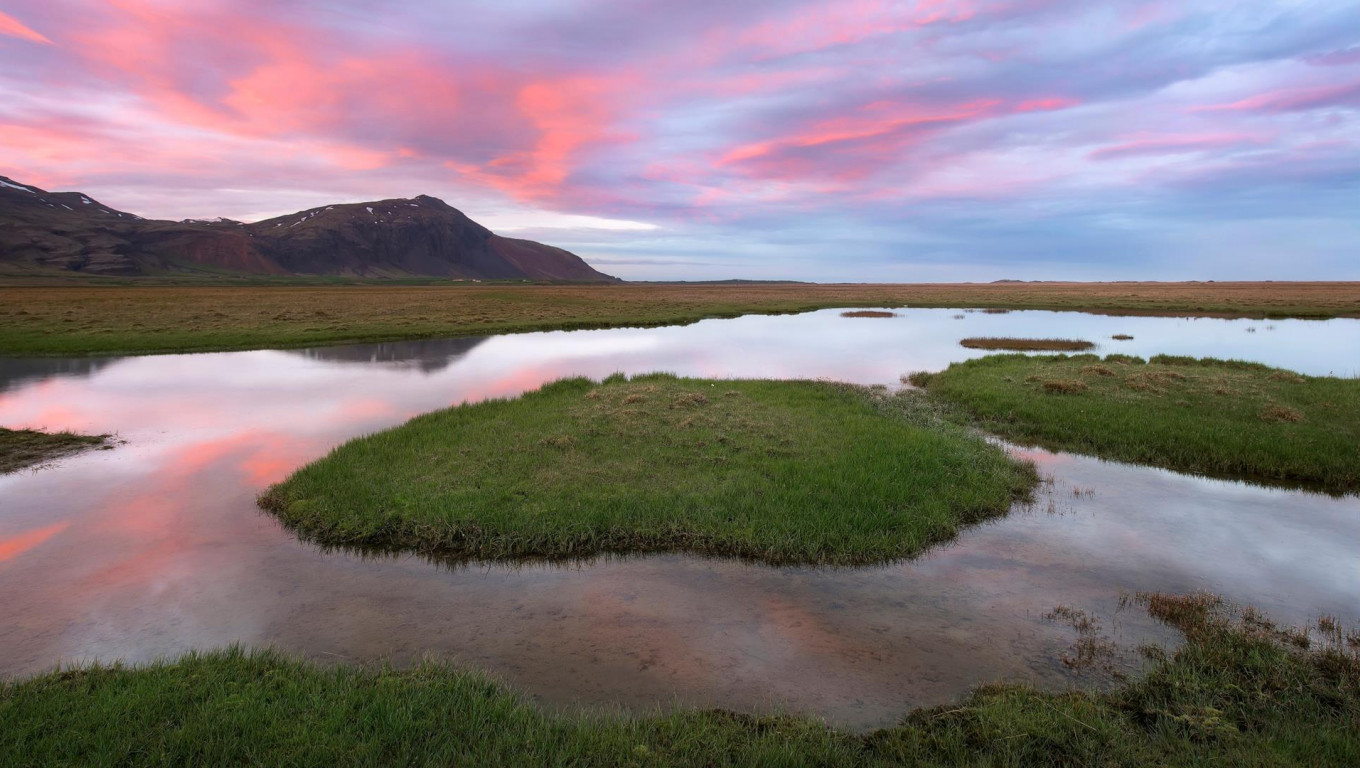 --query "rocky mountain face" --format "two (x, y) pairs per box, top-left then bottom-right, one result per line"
(0, 175), (618, 282)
